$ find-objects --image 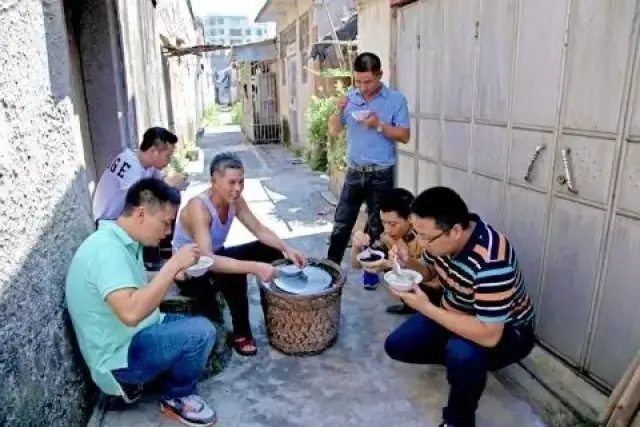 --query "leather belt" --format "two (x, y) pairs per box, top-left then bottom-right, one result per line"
(348, 165), (392, 173)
